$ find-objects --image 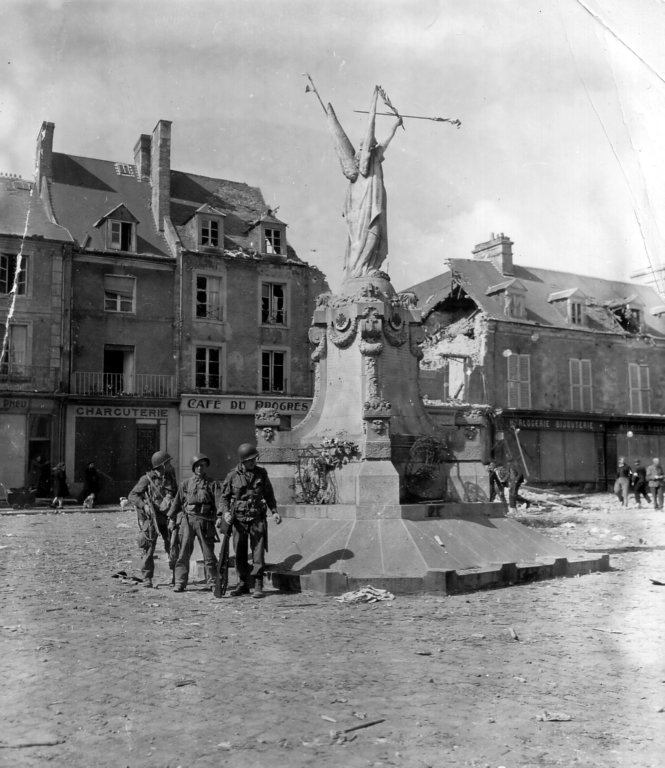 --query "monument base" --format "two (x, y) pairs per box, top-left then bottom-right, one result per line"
(265, 502), (610, 595)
